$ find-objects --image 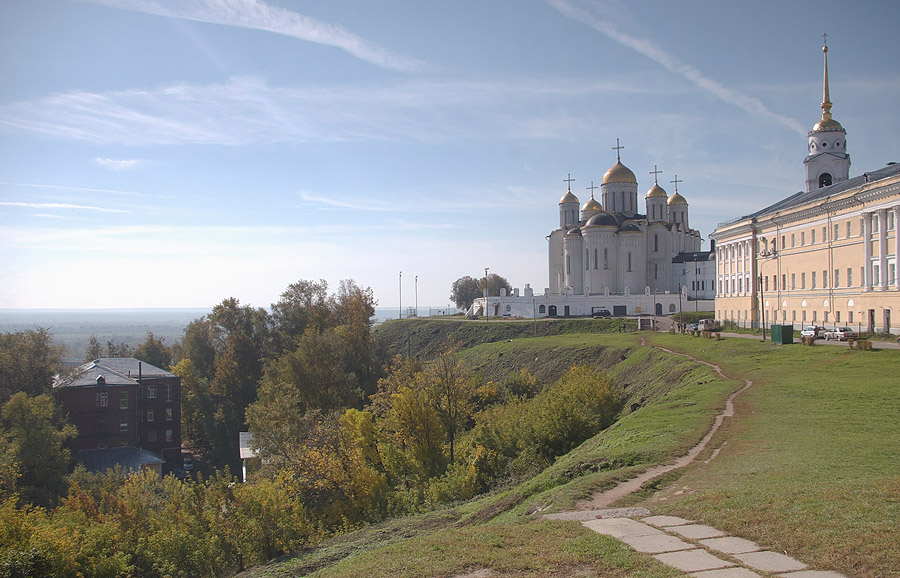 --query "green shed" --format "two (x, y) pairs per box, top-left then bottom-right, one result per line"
(770, 324), (794, 345)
